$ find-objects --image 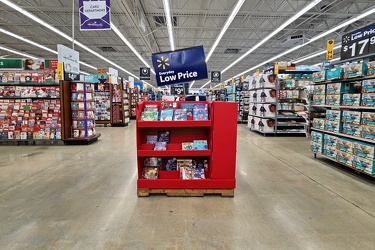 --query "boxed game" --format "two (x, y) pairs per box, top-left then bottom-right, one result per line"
(344, 62), (367, 78)
(368, 61), (375, 76)
(353, 141), (375, 160)
(326, 82), (354, 95)
(312, 118), (325, 130)
(311, 131), (324, 144)
(325, 109), (341, 122)
(193, 140), (208, 150)
(361, 125), (375, 141)
(352, 155), (374, 173)
(342, 123), (361, 137)
(325, 67), (343, 80)
(361, 93), (375, 107)
(312, 71), (325, 83)
(361, 112), (375, 126)
(310, 141), (323, 153)
(325, 94), (341, 106)
(313, 94), (325, 105)
(257, 103), (276, 117)
(362, 80), (375, 93)
(341, 110), (361, 125)
(342, 94), (361, 106)
(336, 137), (353, 153)
(323, 145), (337, 158)
(313, 85), (326, 95)
(324, 134), (338, 147)
(336, 150), (353, 167)
(164, 157), (178, 171)
(324, 120), (340, 133)
(182, 142), (194, 150)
